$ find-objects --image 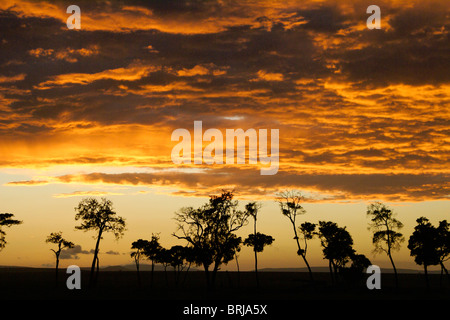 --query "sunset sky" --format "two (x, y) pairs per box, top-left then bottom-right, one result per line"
(0, 0), (448, 272)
